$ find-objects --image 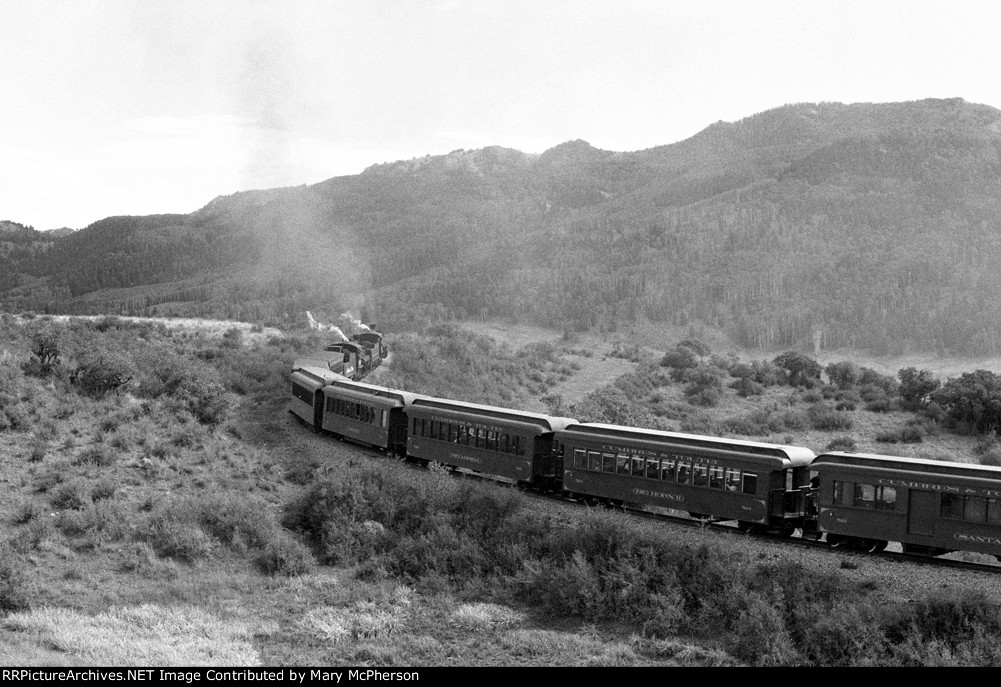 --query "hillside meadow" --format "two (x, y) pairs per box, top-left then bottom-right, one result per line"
(4, 314), (1001, 666)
